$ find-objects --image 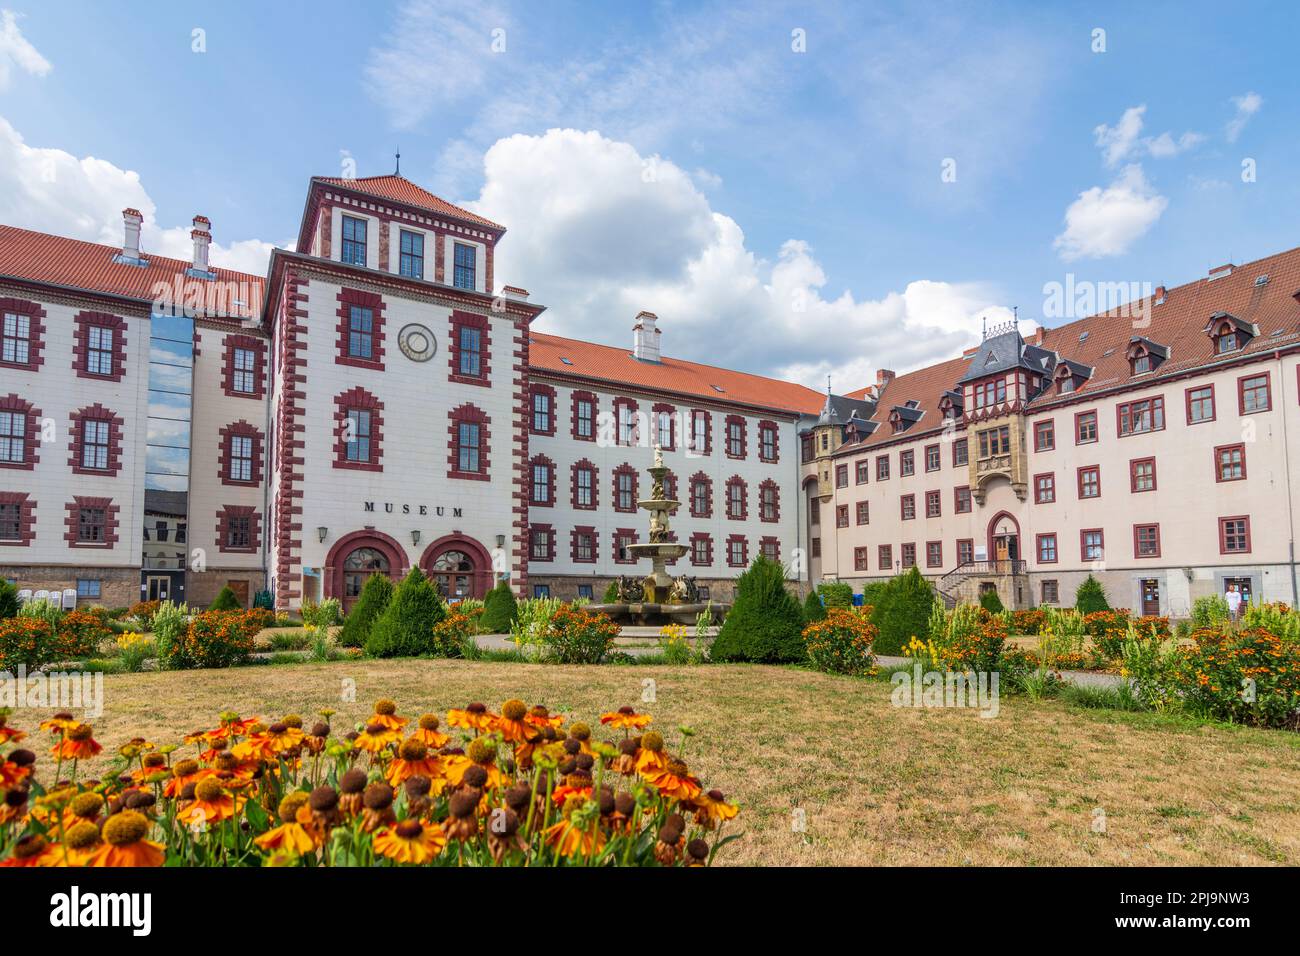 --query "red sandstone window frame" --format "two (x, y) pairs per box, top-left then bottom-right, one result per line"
(836, 504), (849, 529)
(758, 479), (780, 522)
(613, 529), (638, 565)
(725, 476), (748, 520)
(1133, 523), (1161, 559)
(0, 299), (46, 372)
(1214, 443), (1247, 482)
(1237, 372), (1271, 415)
(690, 532), (713, 567)
(651, 402), (677, 451)
(1116, 395), (1165, 437)
(1036, 532), (1058, 564)
(1033, 472), (1055, 504)
(876, 455), (890, 481)
(954, 485), (972, 514)
(1218, 515), (1251, 554)
(529, 383), (557, 436)
(529, 454), (555, 507)
(952, 437), (968, 468)
(900, 449), (915, 476)
(854, 546), (869, 571)
(0, 492), (34, 546)
(334, 387), (385, 472)
(855, 459), (870, 484)
(73, 312), (128, 382)
(529, 525), (555, 562)
(835, 463), (848, 488)
(0, 395), (40, 471)
(900, 542), (917, 569)
(65, 496), (119, 549)
(688, 409), (711, 455)
(570, 526), (598, 564)
(1074, 409), (1098, 445)
(1077, 465), (1101, 499)
(855, 500), (870, 525)
(760, 535), (780, 562)
(216, 505), (261, 554)
(447, 403), (490, 481)
(219, 420), (263, 487)
(1033, 419), (1055, 452)
(613, 464), (639, 513)
(726, 534), (748, 568)
(68, 405), (124, 477)
(724, 415), (747, 459)
(1129, 457), (1156, 493)
(688, 472), (712, 518)
(448, 311), (491, 386)
(571, 460), (598, 509)
(758, 420), (779, 462)
(334, 288), (386, 370)
(1185, 383), (1215, 424)
(614, 398), (640, 447)
(570, 390), (597, 441)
